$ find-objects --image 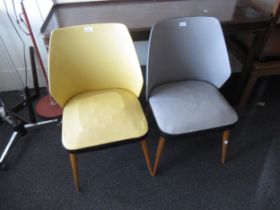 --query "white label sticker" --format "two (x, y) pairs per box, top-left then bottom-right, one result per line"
(84, 26), (93, 32)
(179, 21), (187, 27)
